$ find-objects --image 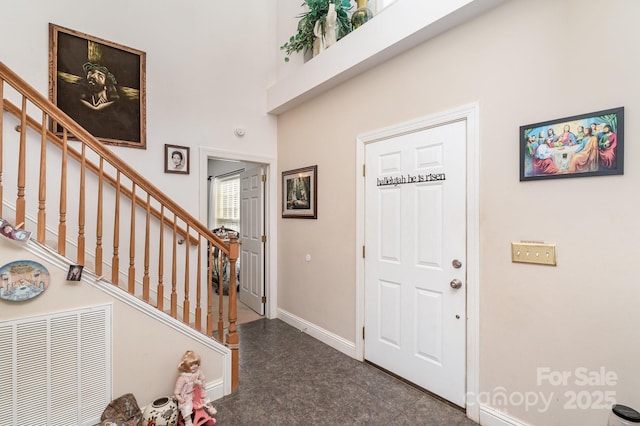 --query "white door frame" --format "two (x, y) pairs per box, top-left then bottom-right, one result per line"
(199, 147), (278, 319)
(355, 103), (480, 422)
